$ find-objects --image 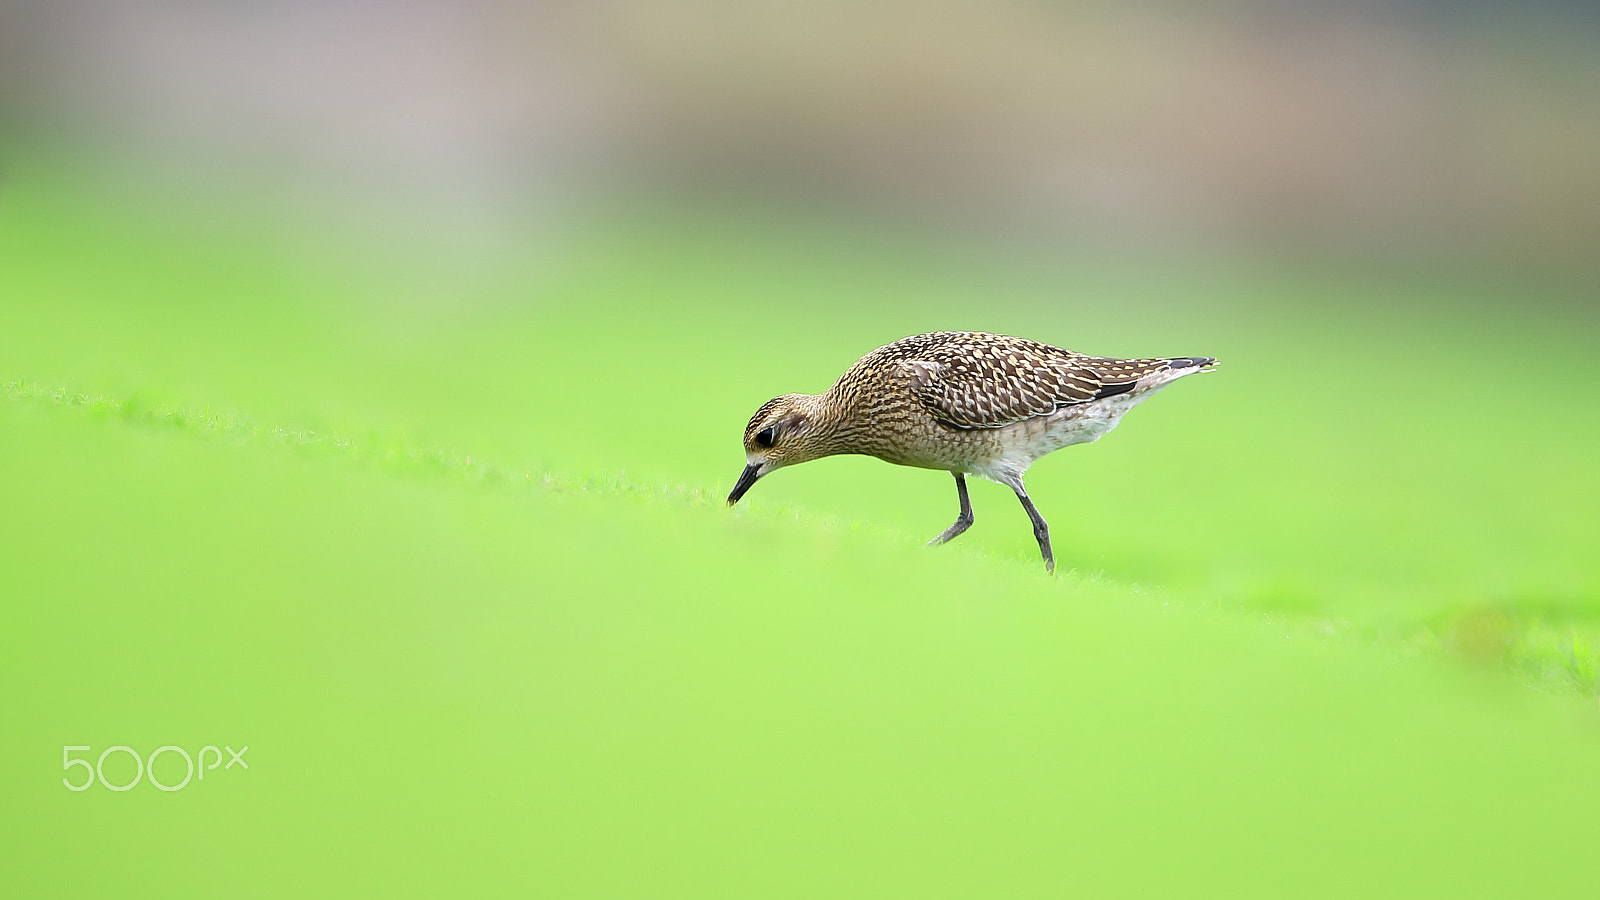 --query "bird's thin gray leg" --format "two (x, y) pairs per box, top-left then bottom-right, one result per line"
(1011, 482), (1054, 573)
(928, 472), (974, 546)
